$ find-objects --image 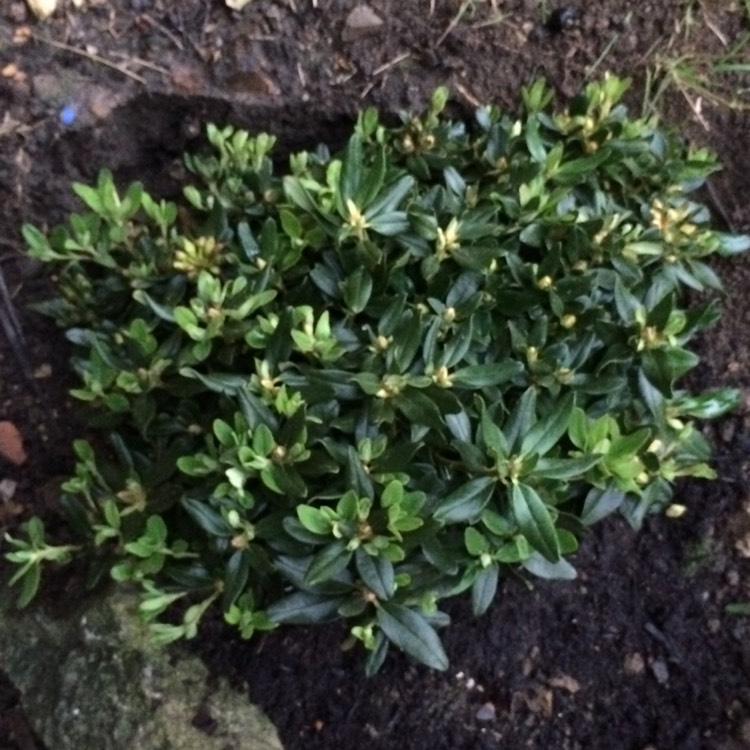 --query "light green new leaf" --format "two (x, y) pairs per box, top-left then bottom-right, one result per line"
(464, 526), (489, 556)
(296, 505), (331, 536)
